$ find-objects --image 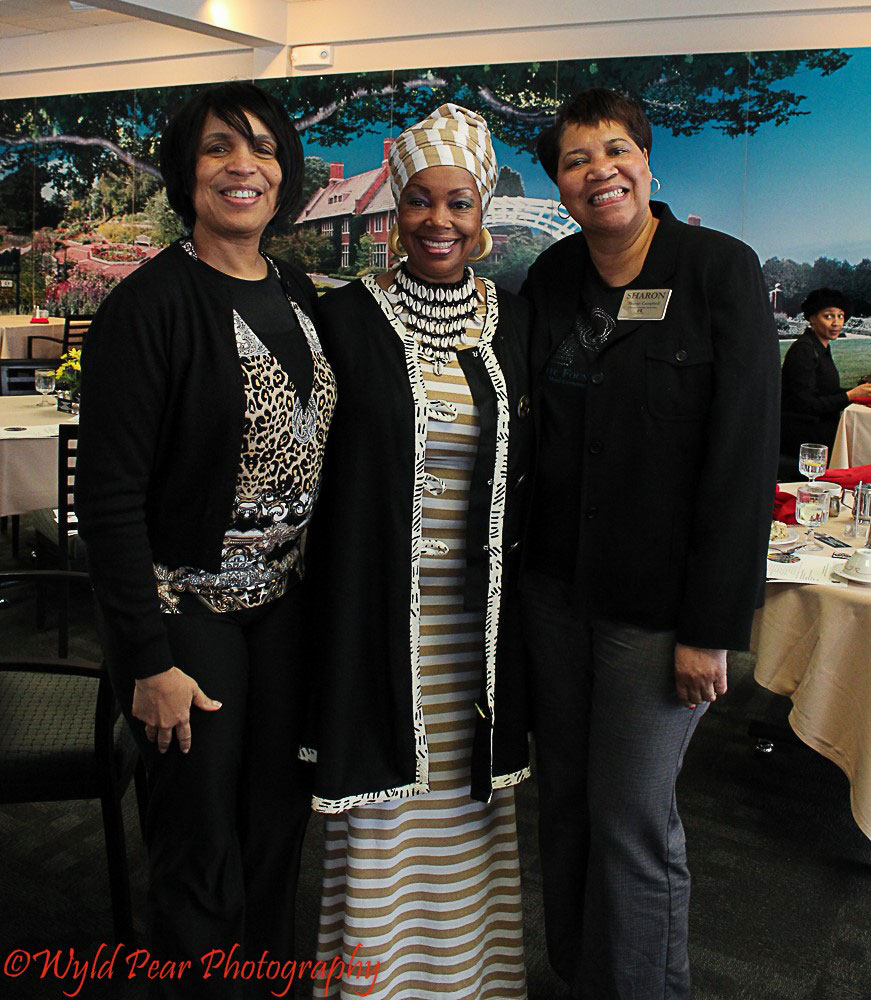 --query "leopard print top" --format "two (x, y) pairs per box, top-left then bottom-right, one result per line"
(155, 250), (337, 613)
